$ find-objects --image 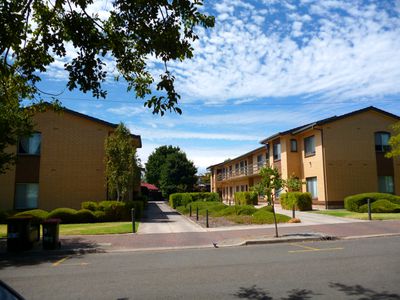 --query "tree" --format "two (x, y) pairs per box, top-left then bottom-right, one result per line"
(255, 166), (284, 237)
(145, 146), (197, 197)
(285, 174), (303, 192)
(387, 122), (400, 158)
(105, 123), (139, 201)
(0, 0), (214, 171)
